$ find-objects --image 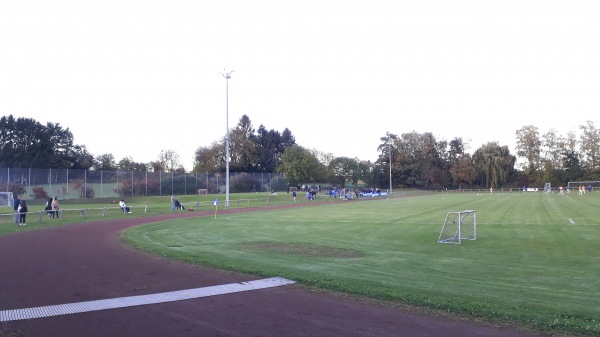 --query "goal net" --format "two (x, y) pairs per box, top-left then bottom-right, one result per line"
(0, 192), (14, 207)
(438, 210), (477, 244)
